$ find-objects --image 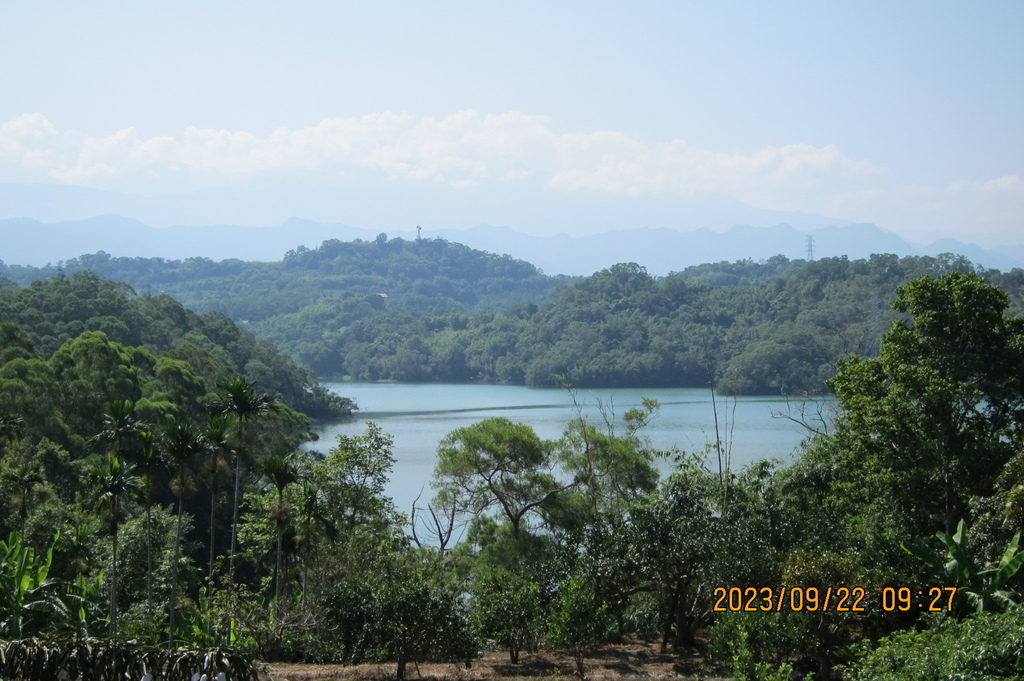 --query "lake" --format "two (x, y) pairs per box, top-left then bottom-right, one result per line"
(307, 382), (833, 518)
